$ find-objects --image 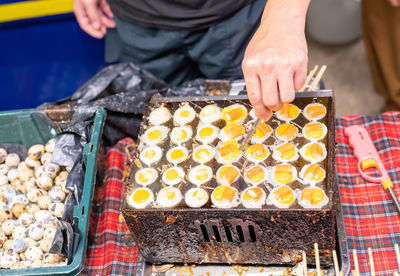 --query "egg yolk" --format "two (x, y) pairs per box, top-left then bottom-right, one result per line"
(306, 104), (326, 118)
(171, 149), (184, 160)
(179, 110), (191, 118)
(246, 144), (269, 160)
(144, 149), (156, 159)
(165, 188), (176, 200)
(245, 166), (265, 183)
(222, 106), (246, 123)
(305, 143), (324, 159)
(253, 122), (272, 139)
(276, 124), (298, 140)
(224, 123), (245, 139)
(274, 165), (293, 184)
(192, 189), (206, 201)
(273, 186), (294, 205)
(275, 143), (296, 160)
(279, 103), (299, 119)
(138, 170), (154, 183)
(165, 169), (179, 180)
(194, 148), (210, 161)
(218, 140), (241, 161)
(132, 189), (150, 203)
(243, 187), (264, 203)
(199, 127), (214, 139)
(304, 123), (324, 139)
(213, 185), (237, 203)
(218, 166), (239, 184)
(147, 130), (162, 141)
(195, 169), (210, 182)
(304, 164), (324, 181)
(175, 129), (188, 141)
(301, 188), (325, 205)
